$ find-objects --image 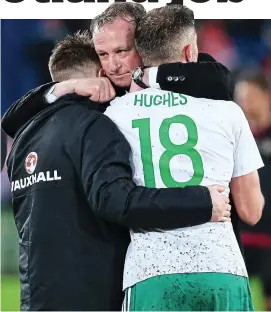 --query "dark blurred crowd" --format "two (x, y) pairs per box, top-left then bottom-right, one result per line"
(1, 19), (271, 310)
